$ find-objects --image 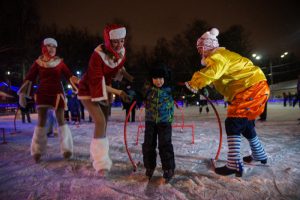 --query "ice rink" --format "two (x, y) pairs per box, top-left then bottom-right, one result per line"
(0, 103), (299, 199)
